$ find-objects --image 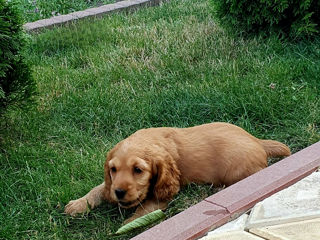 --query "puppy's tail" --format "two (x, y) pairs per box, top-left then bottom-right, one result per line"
(259, 140), (291, 157)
